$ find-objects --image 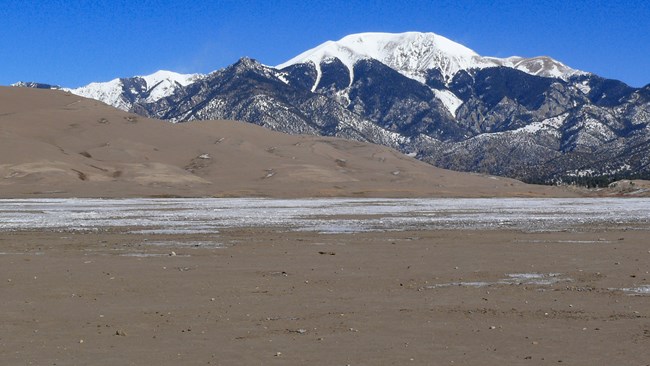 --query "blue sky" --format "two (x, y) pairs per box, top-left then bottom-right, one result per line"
(2, 0), (648, 87)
